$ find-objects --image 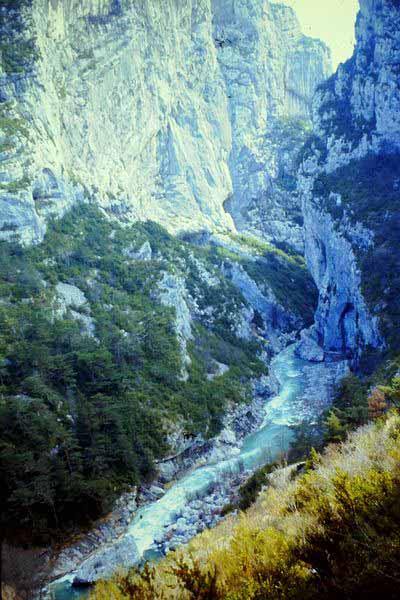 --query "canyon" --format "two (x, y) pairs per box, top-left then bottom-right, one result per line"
(1, 0), (400, 598)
